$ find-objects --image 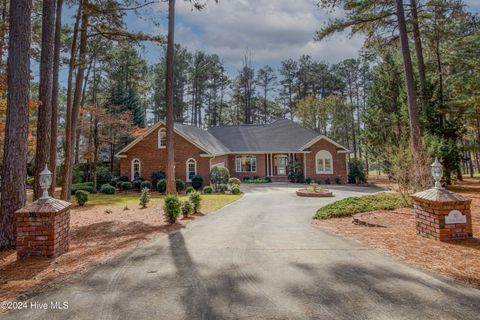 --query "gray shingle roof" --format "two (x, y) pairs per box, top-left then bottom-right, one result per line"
(174, 123), (230, 154)
(206, 119), (320, 153)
